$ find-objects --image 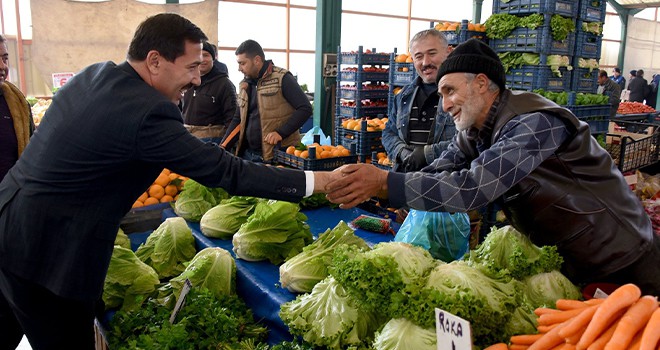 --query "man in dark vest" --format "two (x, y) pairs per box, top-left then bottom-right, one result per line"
(325, 39), (660, 296)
